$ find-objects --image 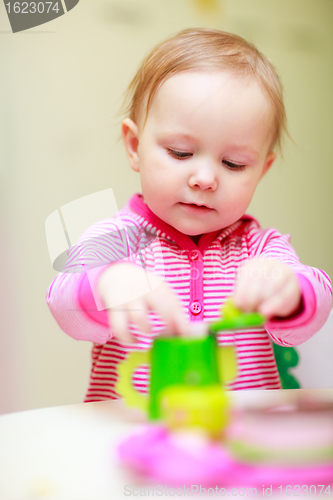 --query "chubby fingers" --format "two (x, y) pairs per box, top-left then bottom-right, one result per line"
(108, 282), (190, 343)
(257, 275), (301, 318)
(107, 306), (133, 344)
(108, 298), (151, 344)
(234, 259), (301, 318)
(234, 259), (282, 313)
(144, 282), (190, 337)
